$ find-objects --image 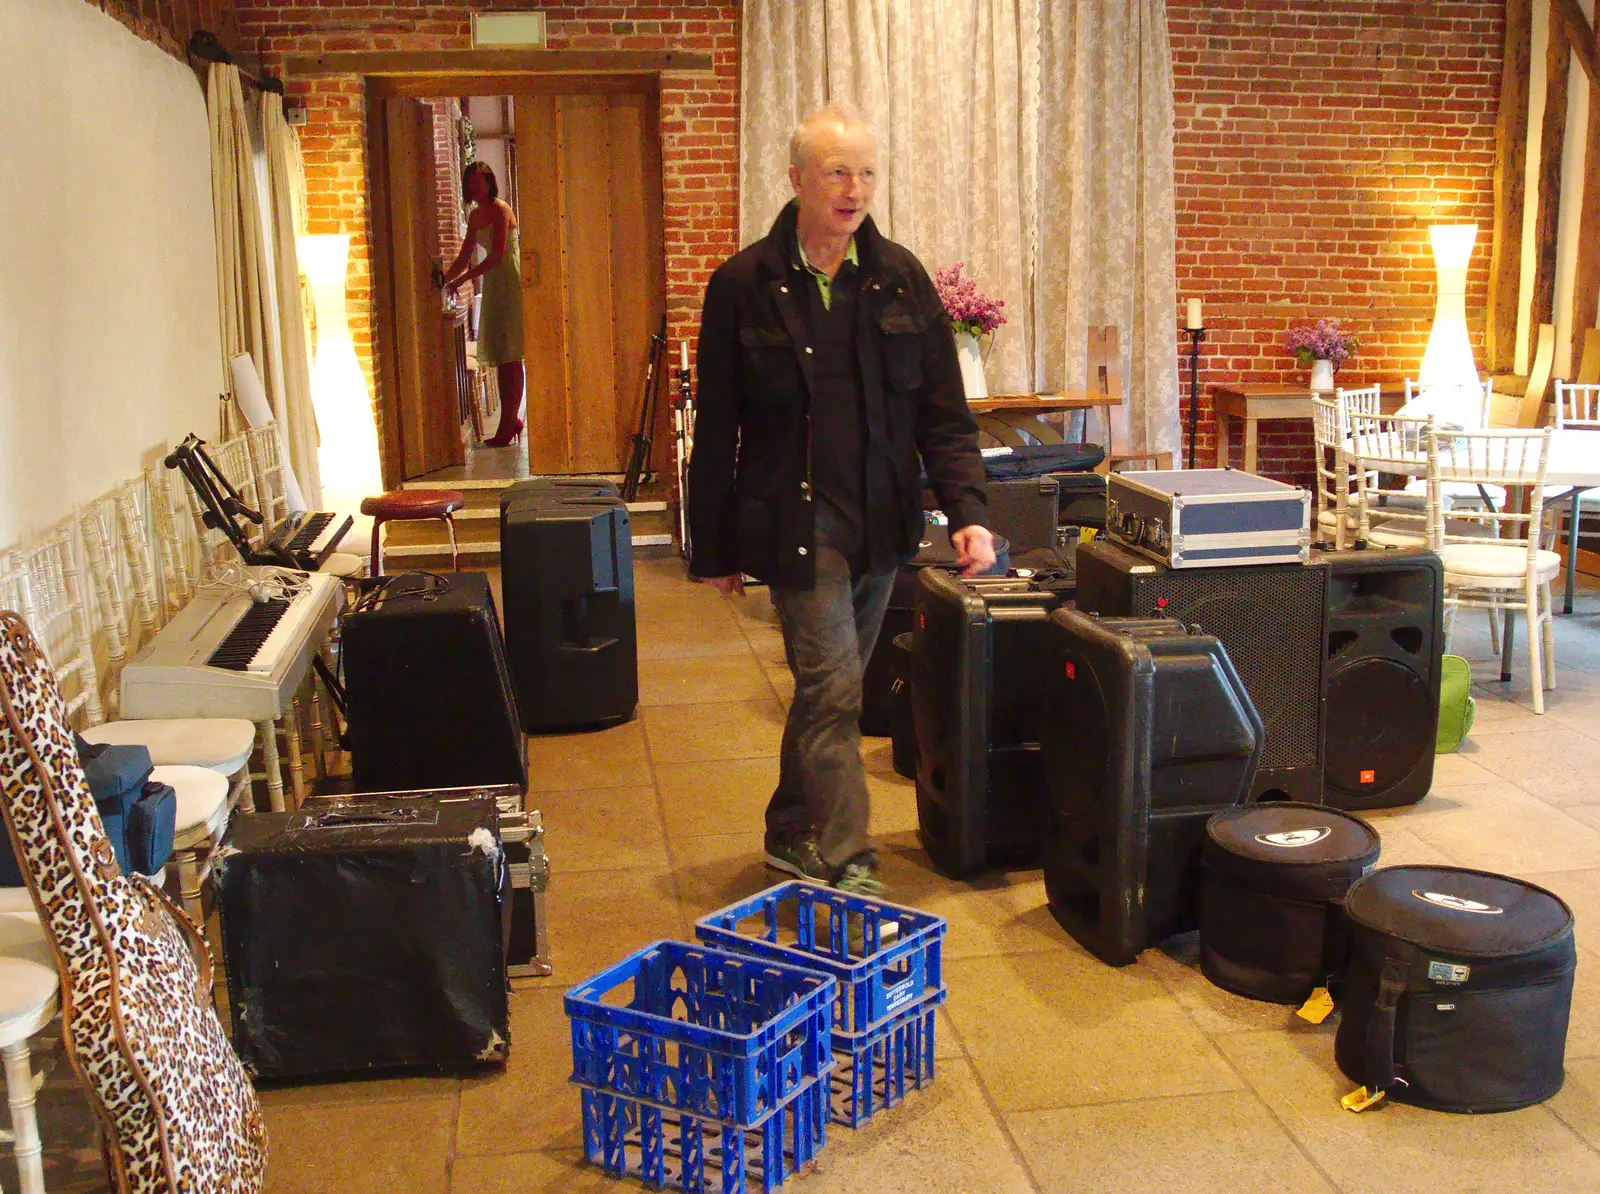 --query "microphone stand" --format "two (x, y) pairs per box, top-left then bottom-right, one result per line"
(672, 356), (694, 561)
(165, 435), (295, 568)
(1182, 326), (1206, 470)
